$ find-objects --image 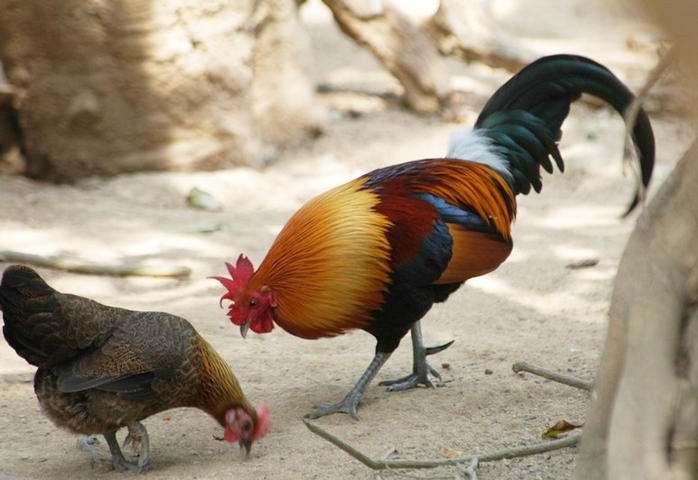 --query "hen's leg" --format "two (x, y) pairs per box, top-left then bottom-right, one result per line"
(104, 423), (152, 473)
(304, 351), (391, 421)
(104, 431), (135, 472)
(124, 421), (152, 471)
(379, 321), (453, 390)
